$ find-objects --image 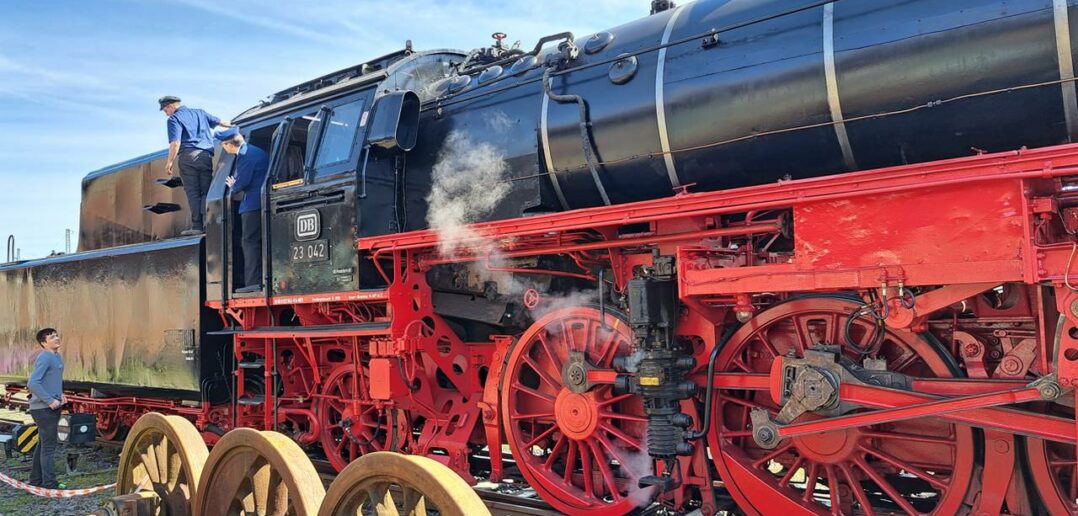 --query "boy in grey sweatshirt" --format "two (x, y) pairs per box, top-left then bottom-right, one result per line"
(26, 328), (64, 489)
